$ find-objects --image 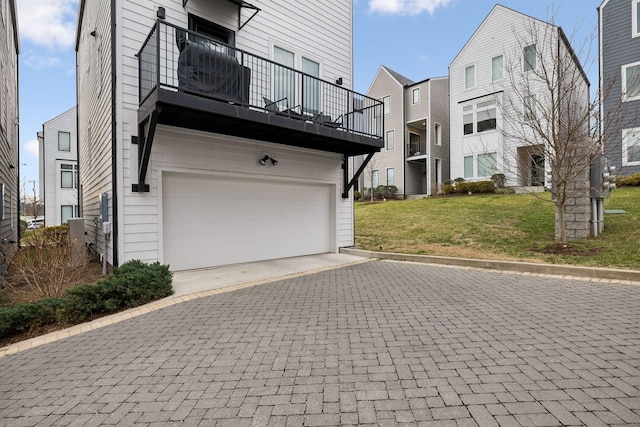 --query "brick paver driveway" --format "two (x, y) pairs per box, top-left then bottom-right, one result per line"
(1, 261), (639, 426)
